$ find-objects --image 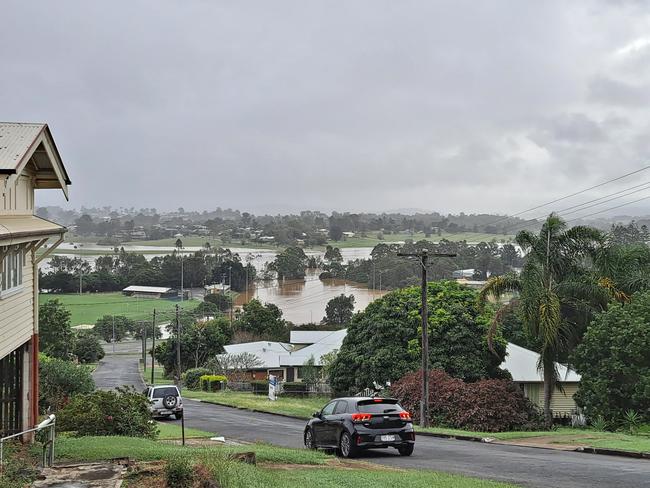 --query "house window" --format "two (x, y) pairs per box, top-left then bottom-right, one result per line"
(1, 250), (25, 294)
